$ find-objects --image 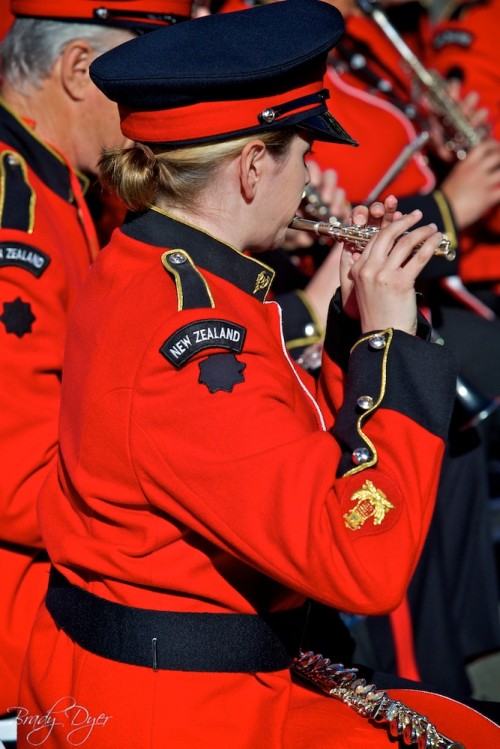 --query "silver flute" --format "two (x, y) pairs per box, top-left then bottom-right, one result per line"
(291, 651), (465, 749)
(356, 0), (488, 160)
(289, 214), (456, 260)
